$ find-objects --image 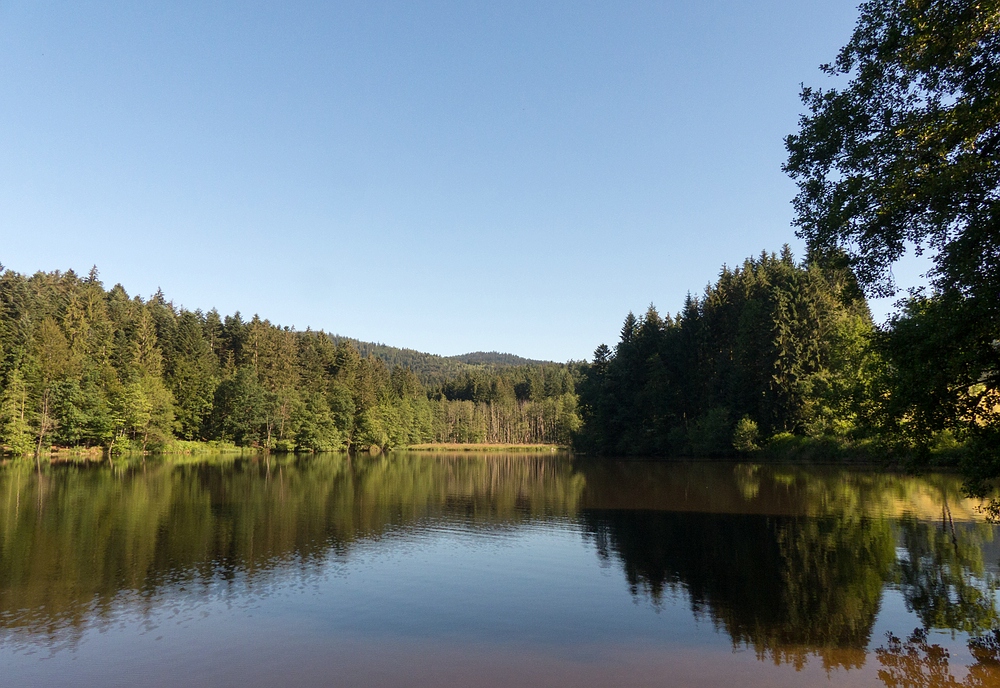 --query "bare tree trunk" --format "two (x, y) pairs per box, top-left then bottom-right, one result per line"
(35, 388), (50, 462)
